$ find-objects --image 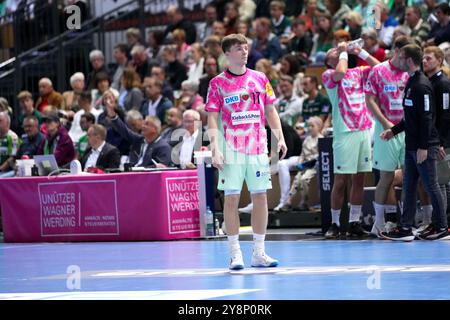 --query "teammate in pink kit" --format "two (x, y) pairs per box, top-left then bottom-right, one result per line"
(322, 41), (380, 239)
(365, 36), (411, 237)
(206, 34), (287, 270)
